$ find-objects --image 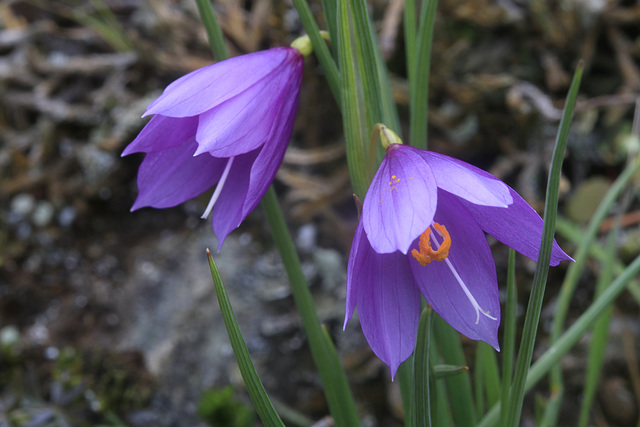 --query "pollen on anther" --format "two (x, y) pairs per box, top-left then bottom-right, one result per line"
(411, 223), (451, 266)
